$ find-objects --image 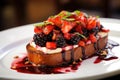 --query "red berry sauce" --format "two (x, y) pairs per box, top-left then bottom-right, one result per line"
(11, 56), (81, 74)
(11, 39), (119, 74)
